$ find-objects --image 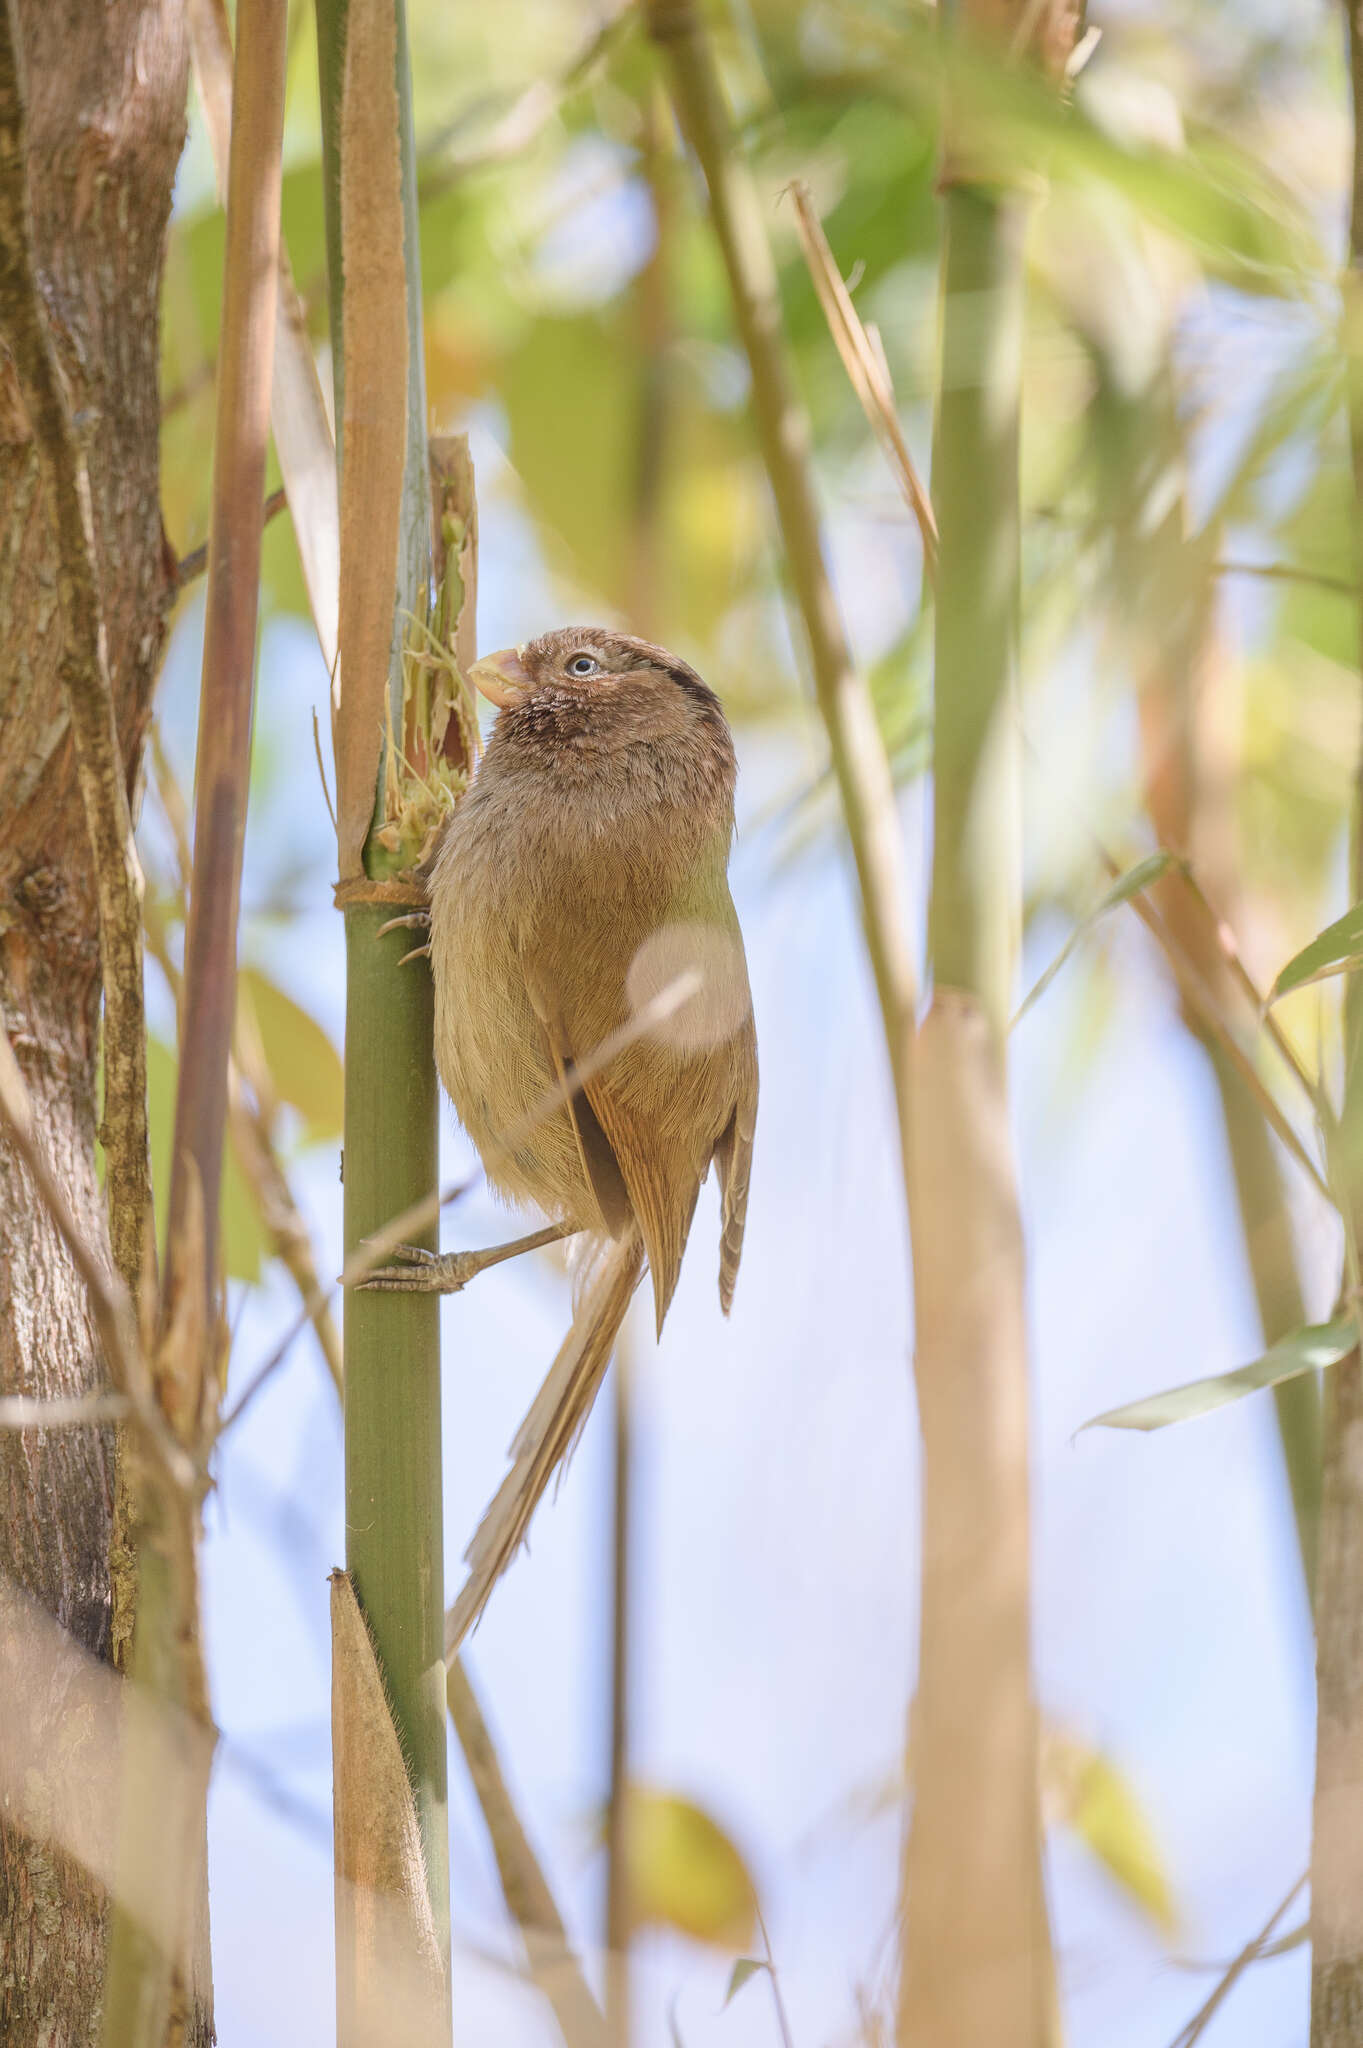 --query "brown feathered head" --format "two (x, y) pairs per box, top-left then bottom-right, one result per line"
(469, 627), (733, 766)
